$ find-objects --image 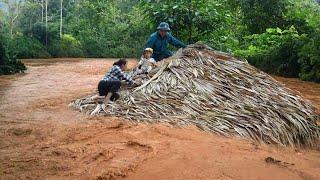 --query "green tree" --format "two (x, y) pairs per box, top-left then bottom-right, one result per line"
(71, 0), (150, 57)
(141, 0), (232, 44)
(2, 0), (23, 38)
(18, 0), (42, 36)
(298, 34), (320, 82)
(1, 0), (320, 82)
(0, 34), (26, 75)
(238, 0), (288, 34)
(235, 27), (305, 77)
